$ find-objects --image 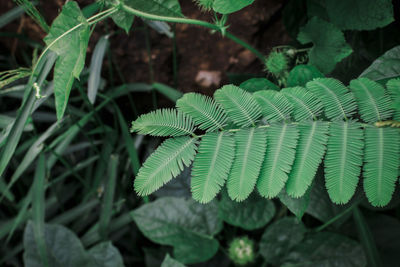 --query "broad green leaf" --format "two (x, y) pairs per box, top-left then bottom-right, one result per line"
(307, 78), (357, 120)
(131, 109), (196, 136)
(239, 78), (279, 92)
(219, 191), (275, 230)
(282, 232), (367, 267)
(281, 86), (323, 121)
(259, 217), (306, 266)
(23, 221), (91, 267)
(325, 0), (394, 30)
(161, 254), (186, 267)
(132, 197), (221, 264)
(363, 127), (400, 207)
(213, 0), (254, 14)
(88, 35), (109, 104)
(88, 242), (125, 267)
(227, 128), (266, 201)
(191, 132), (235, 203)
(325, 121), (363, 204)
(286, 121), (329, 197)
(125, 0), (183, 18)
(297, 17), (352, 73)
(278, 189), (310, 220)
(386, 78), (400, 120)
(253, 90), (293, 122)
(106, 0), (135, 33)
(257, 124), (298, 198)
(360, 45), (400, 83)
(214, 84), (262, 127)
(134, 137), (197, 196)
(176, 93), (228, 132)
(287, 64), (324, 87)
(44, 1), (90, 120)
